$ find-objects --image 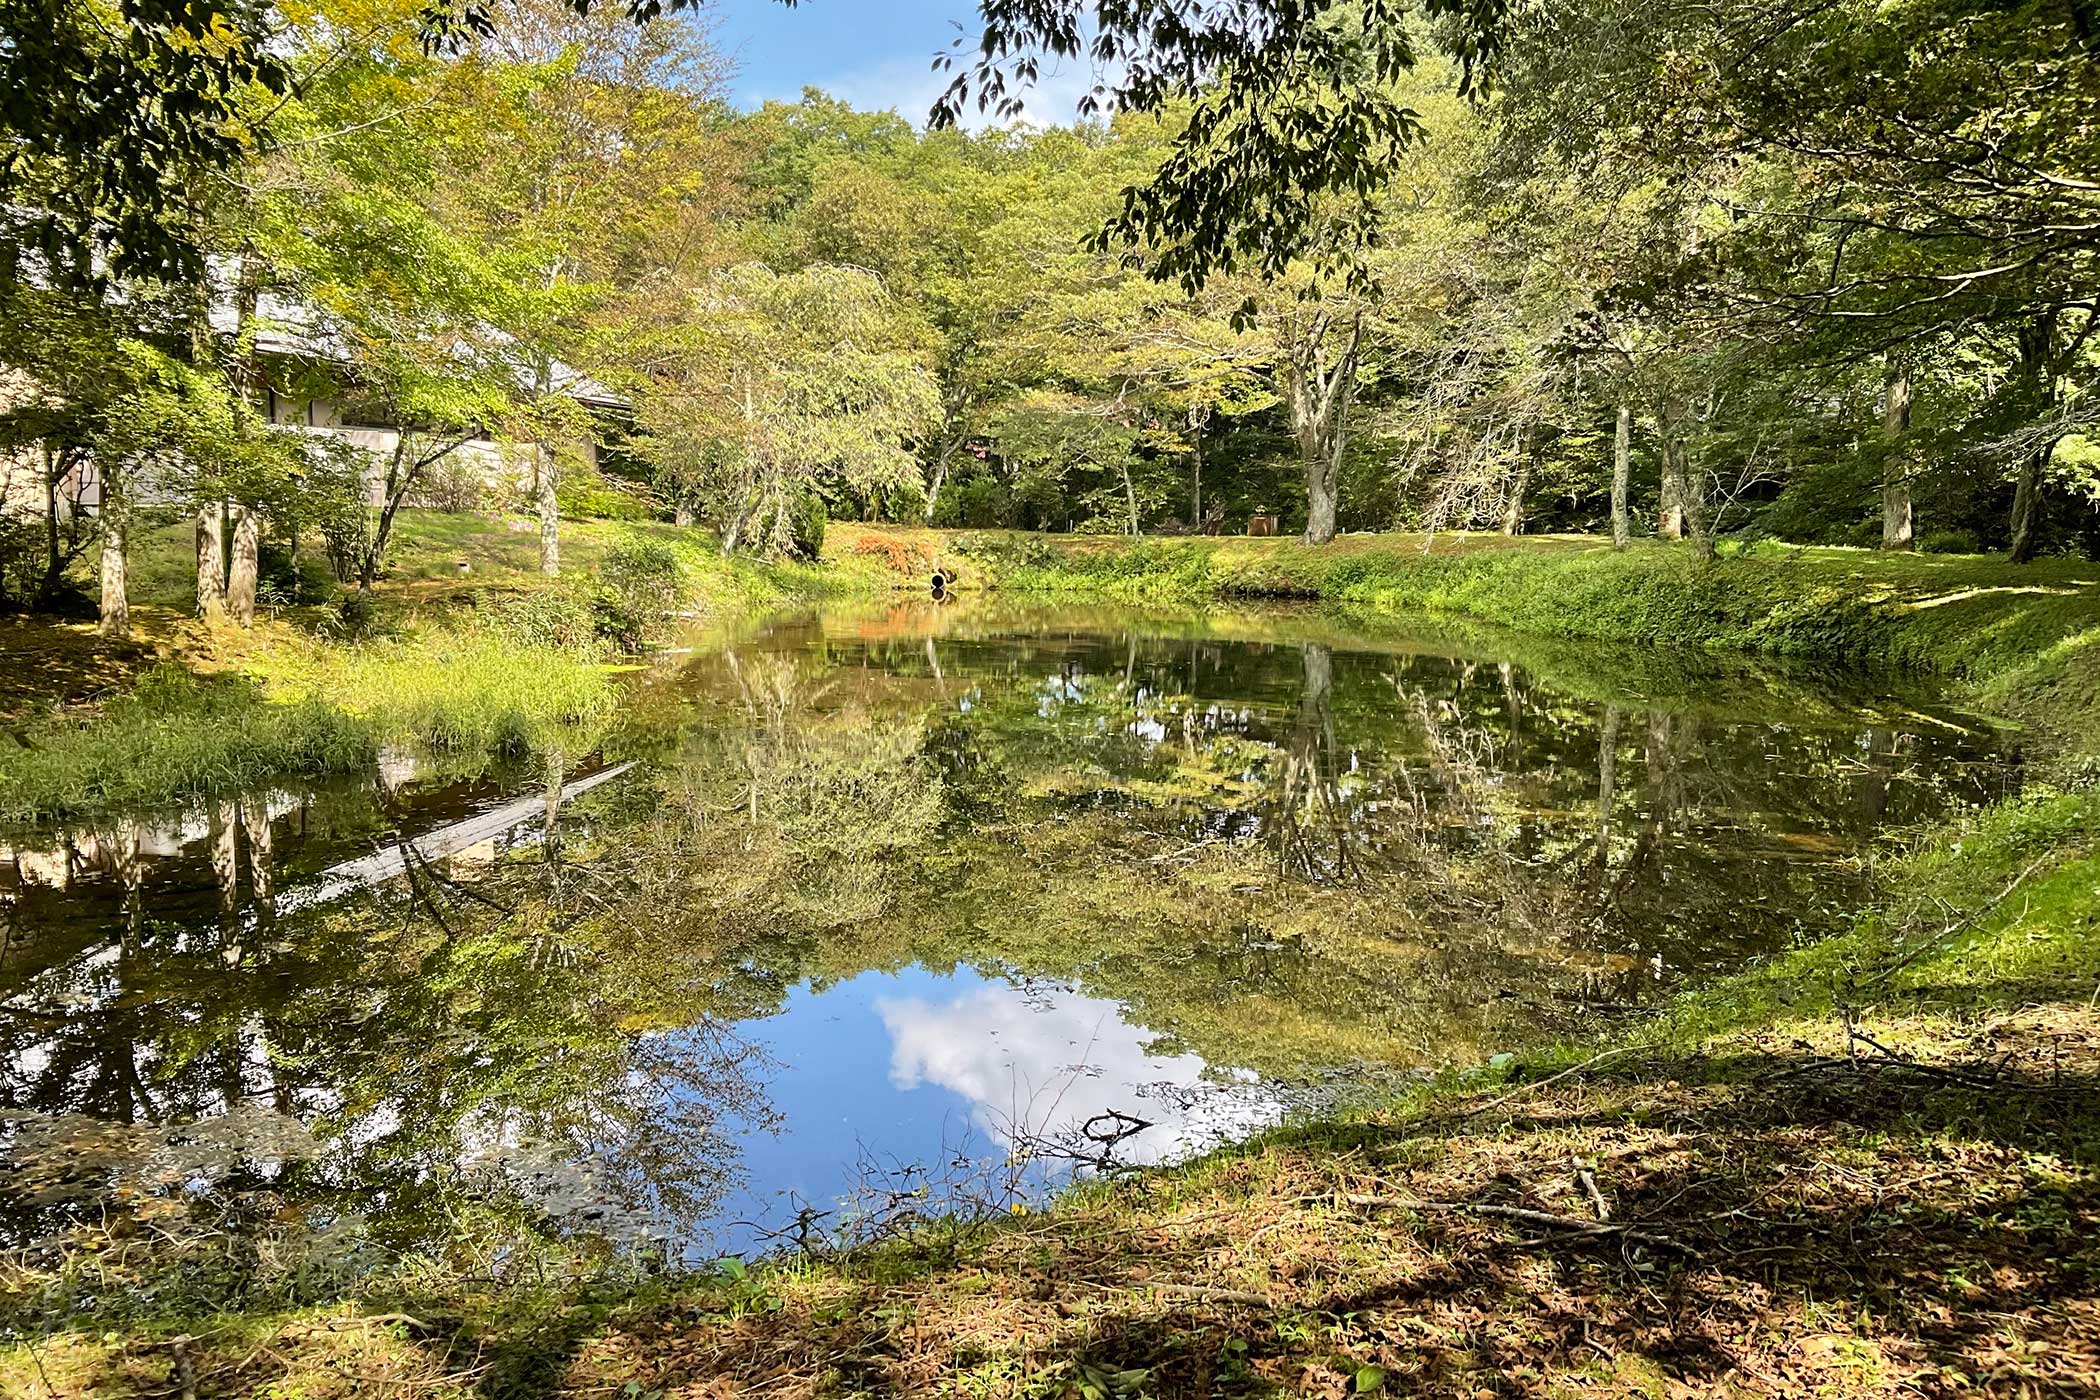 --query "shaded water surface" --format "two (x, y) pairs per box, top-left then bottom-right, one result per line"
(0, 601), (2020, 1258)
